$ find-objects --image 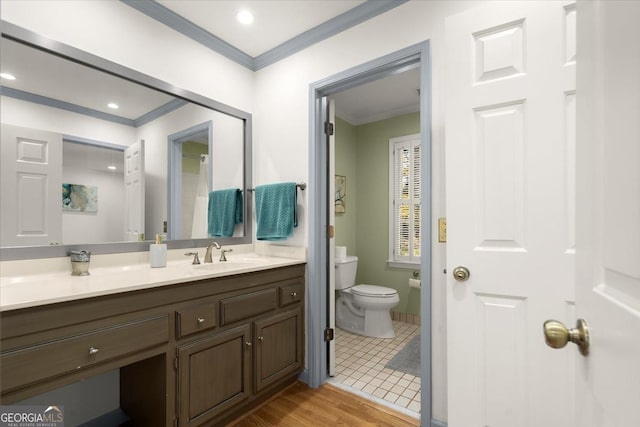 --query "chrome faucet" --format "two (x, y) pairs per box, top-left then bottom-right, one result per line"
(204, 241), (221, 263)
